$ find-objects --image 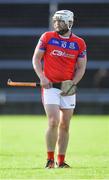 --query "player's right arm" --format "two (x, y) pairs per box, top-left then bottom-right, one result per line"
(32, 37), (51, 89)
